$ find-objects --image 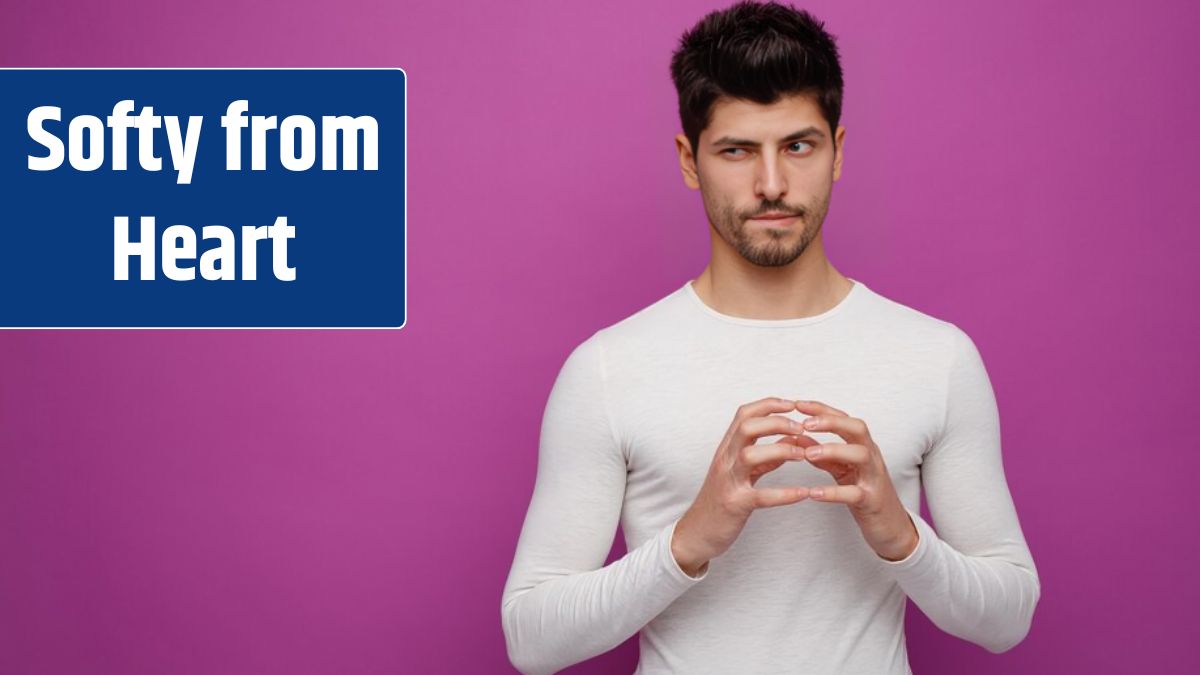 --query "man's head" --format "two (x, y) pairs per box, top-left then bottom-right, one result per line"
(670, 1), (846, 268)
